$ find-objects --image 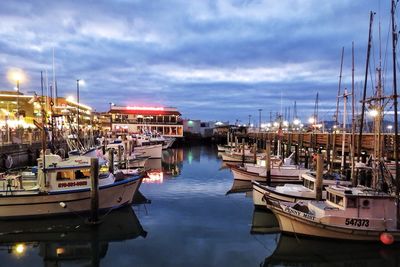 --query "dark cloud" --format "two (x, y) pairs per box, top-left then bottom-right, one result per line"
(0, 0), (392, 122)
